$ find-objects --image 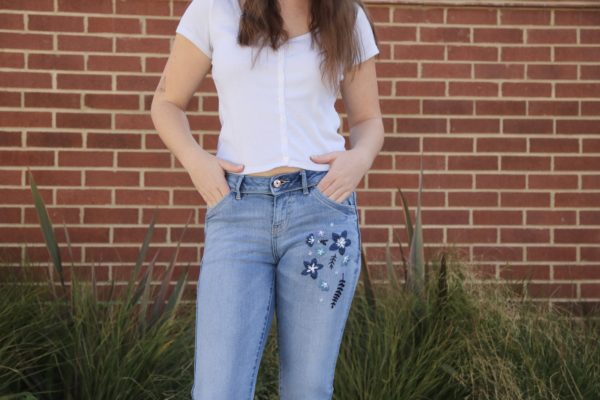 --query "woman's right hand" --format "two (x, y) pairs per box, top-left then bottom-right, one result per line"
(184, 149), (245, 208)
